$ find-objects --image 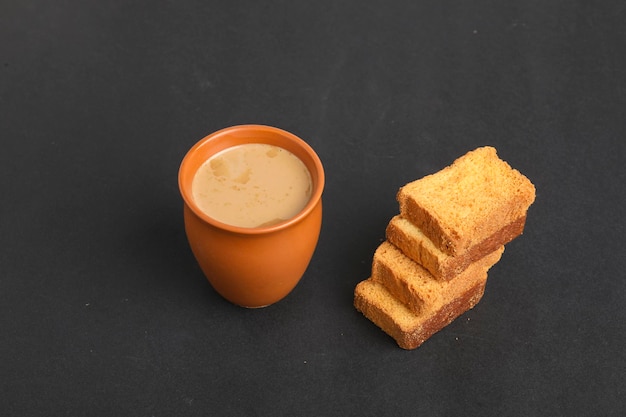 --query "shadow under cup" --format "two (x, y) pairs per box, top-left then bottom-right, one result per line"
(178, 125), (325, 308)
